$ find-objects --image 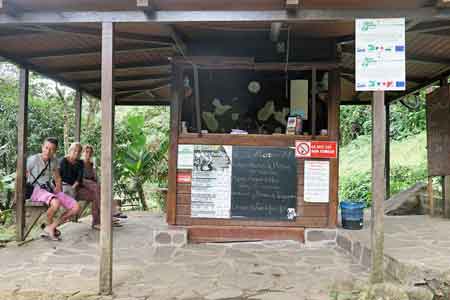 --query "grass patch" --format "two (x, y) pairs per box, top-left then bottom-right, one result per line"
(339, 132), (427, 206)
